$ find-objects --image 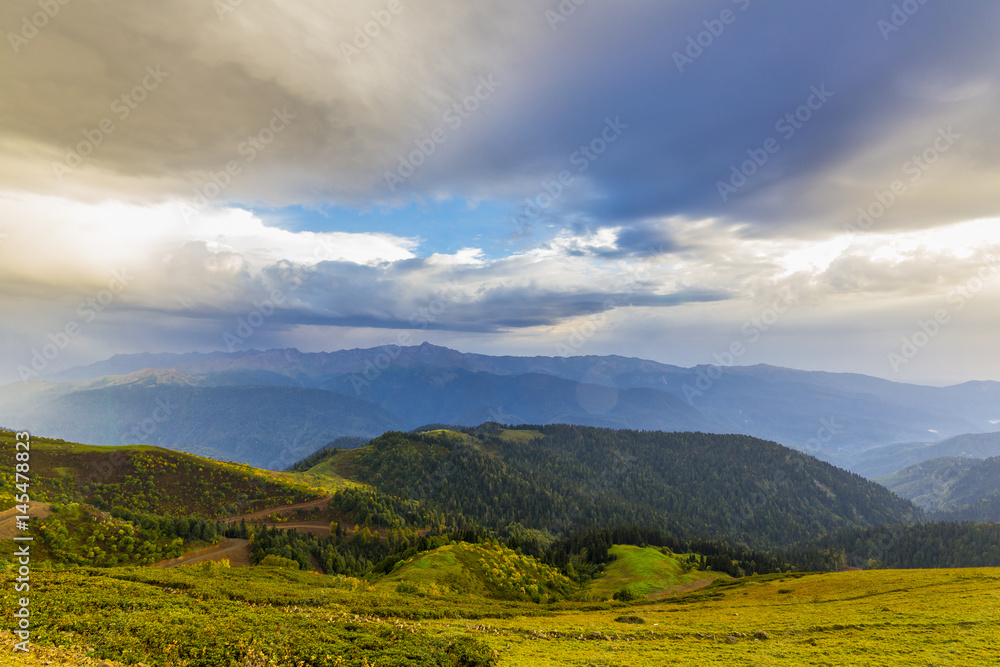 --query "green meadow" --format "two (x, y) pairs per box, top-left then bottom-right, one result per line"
(585, 545), (729, 600)
(2, 558), (998, 666)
